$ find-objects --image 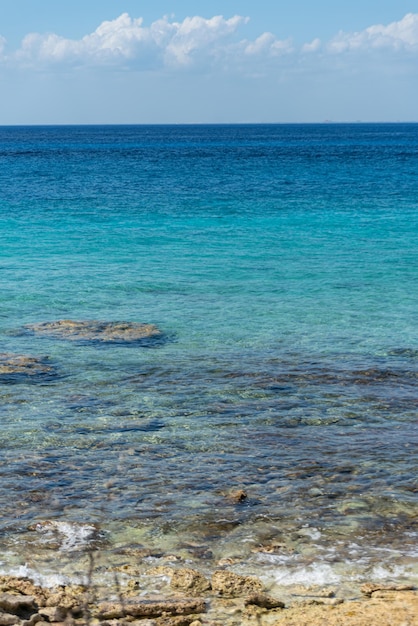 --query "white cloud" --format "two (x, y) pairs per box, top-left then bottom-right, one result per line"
(1, 12), (418, 74)
(329, 12), (418, 53)
(163, 14), (247, 66)
(7, 13), (249, 70)
(243, 32), (293, 57)
(302, 38), (321, 53)
(0, 35), (6, 57)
